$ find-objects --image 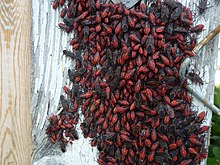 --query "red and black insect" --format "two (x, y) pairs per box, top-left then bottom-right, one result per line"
(186, 68), (205, 85)
(46, 0), (208, 164)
